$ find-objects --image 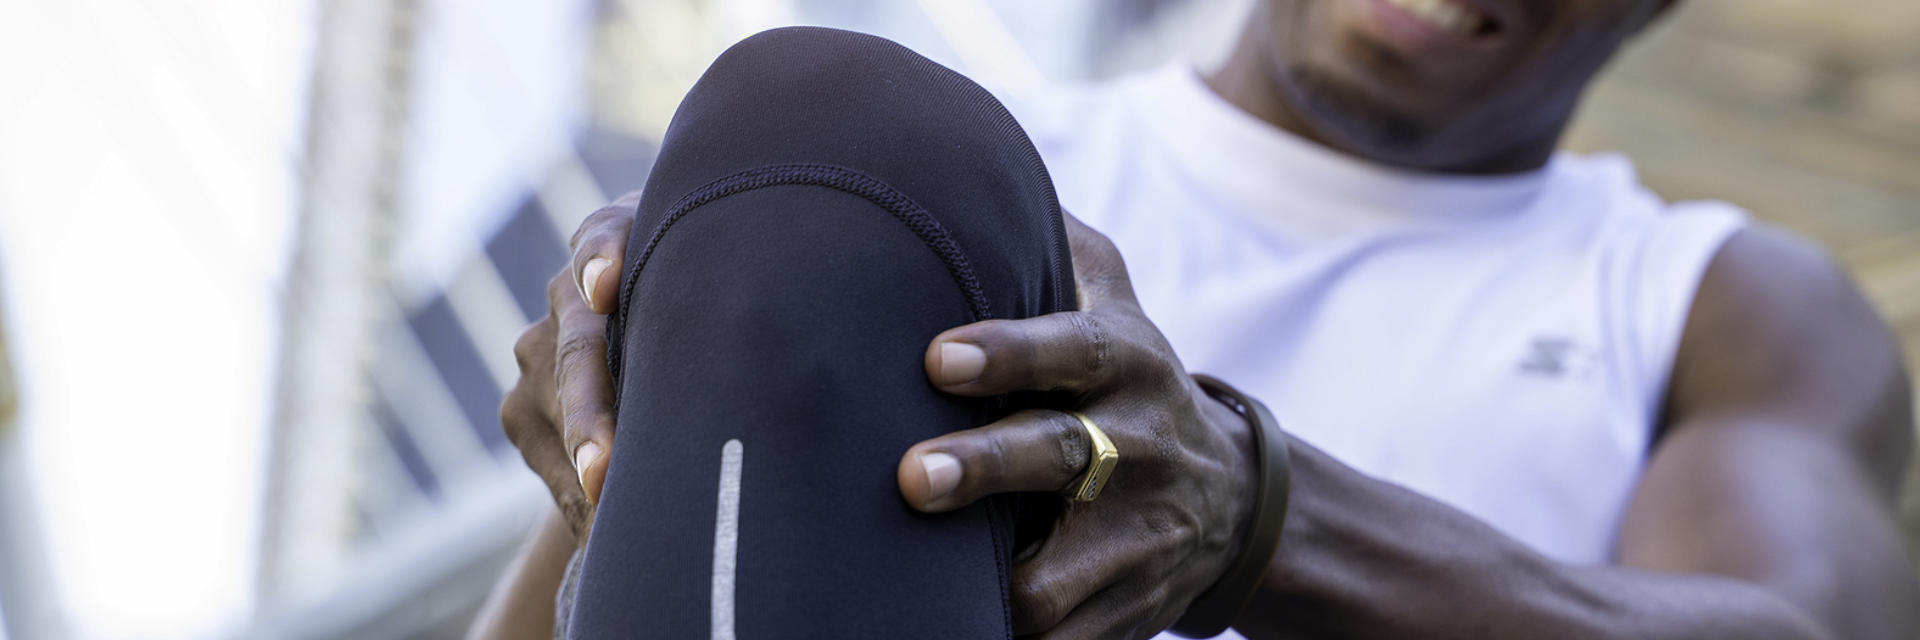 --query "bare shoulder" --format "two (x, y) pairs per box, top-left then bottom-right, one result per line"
(1666, 224), (1913, 488)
